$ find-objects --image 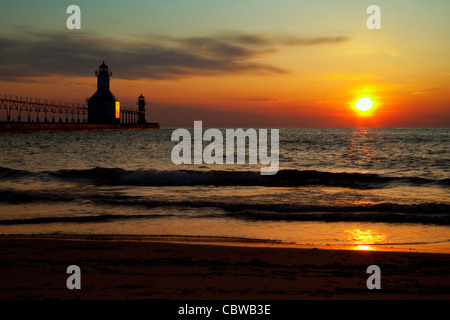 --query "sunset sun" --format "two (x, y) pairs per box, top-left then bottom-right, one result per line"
(355, 97), (374, 112)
